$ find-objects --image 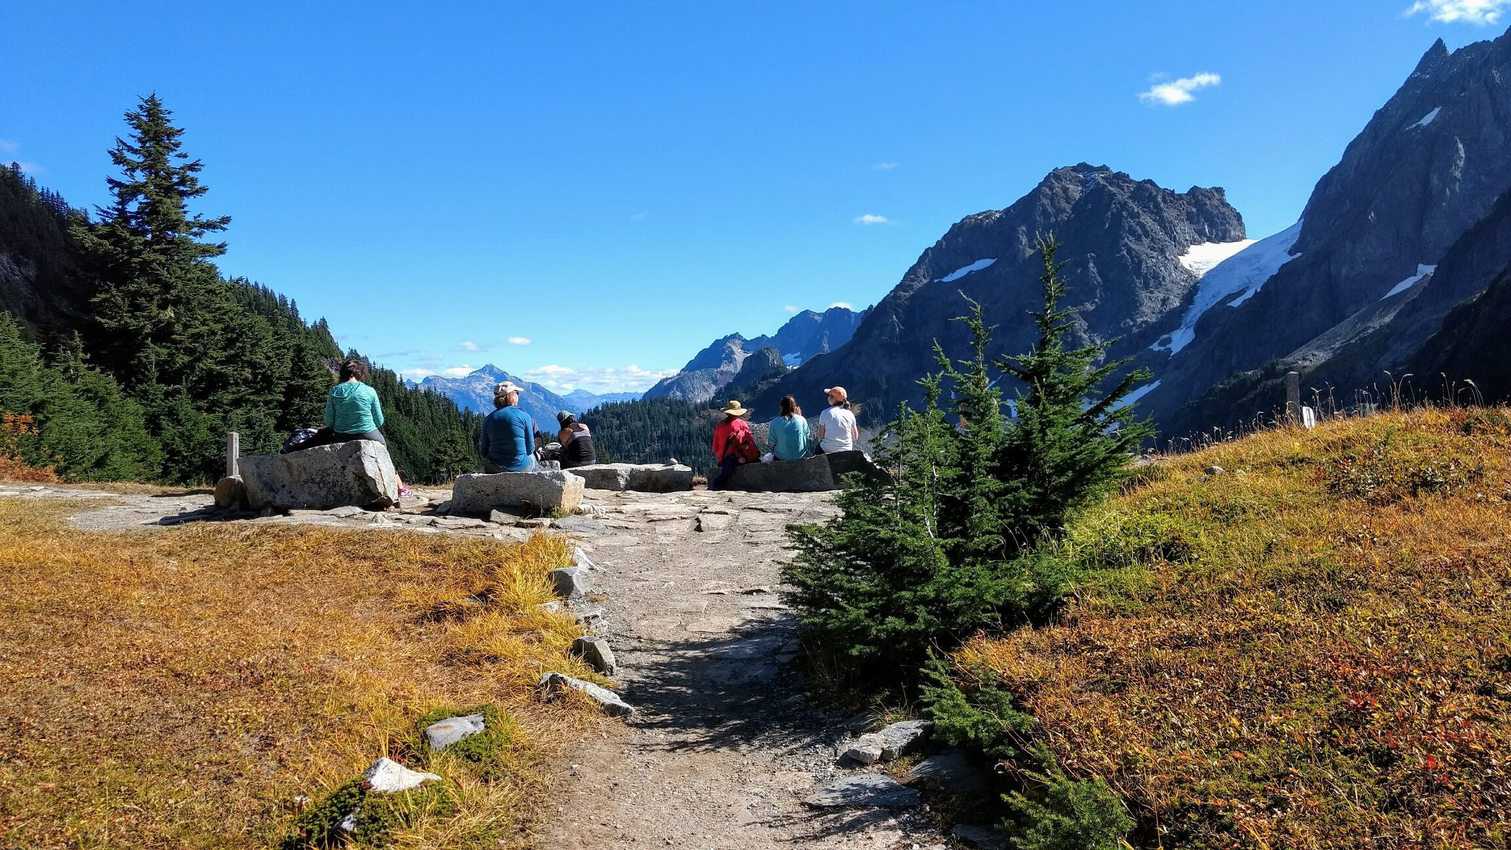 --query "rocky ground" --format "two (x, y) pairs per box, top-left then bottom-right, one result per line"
(2, 481), (978, 849)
